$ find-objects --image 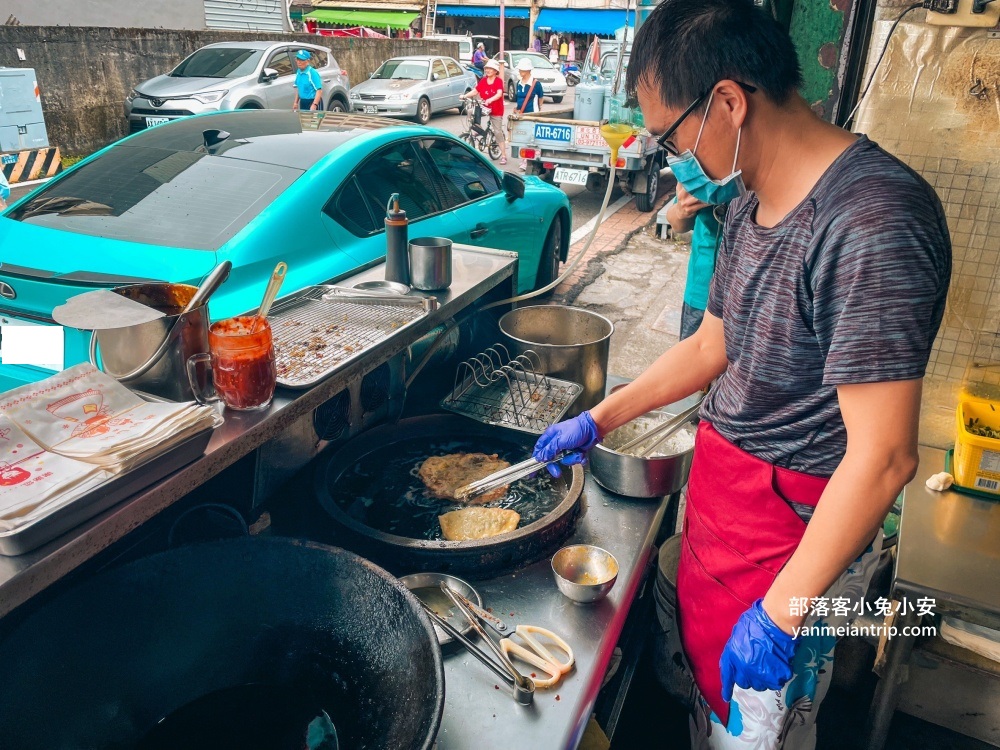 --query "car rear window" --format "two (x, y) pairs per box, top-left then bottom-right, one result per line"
(8, 146), (300, 250)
